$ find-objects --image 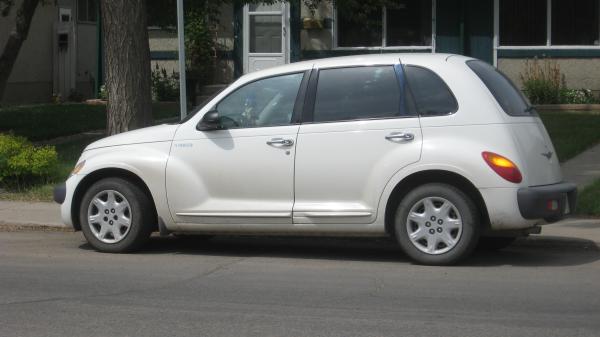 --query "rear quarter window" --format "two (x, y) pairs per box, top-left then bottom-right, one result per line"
(466, 60), (534, 116)
(404, 65), (458, 117)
